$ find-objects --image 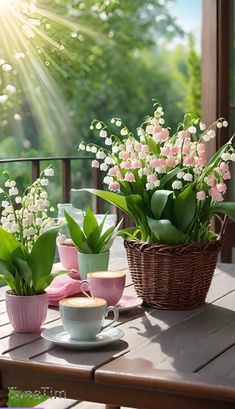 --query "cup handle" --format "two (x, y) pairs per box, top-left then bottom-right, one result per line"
(80, 280), (90, 298)
(101, 306), (119, 331)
